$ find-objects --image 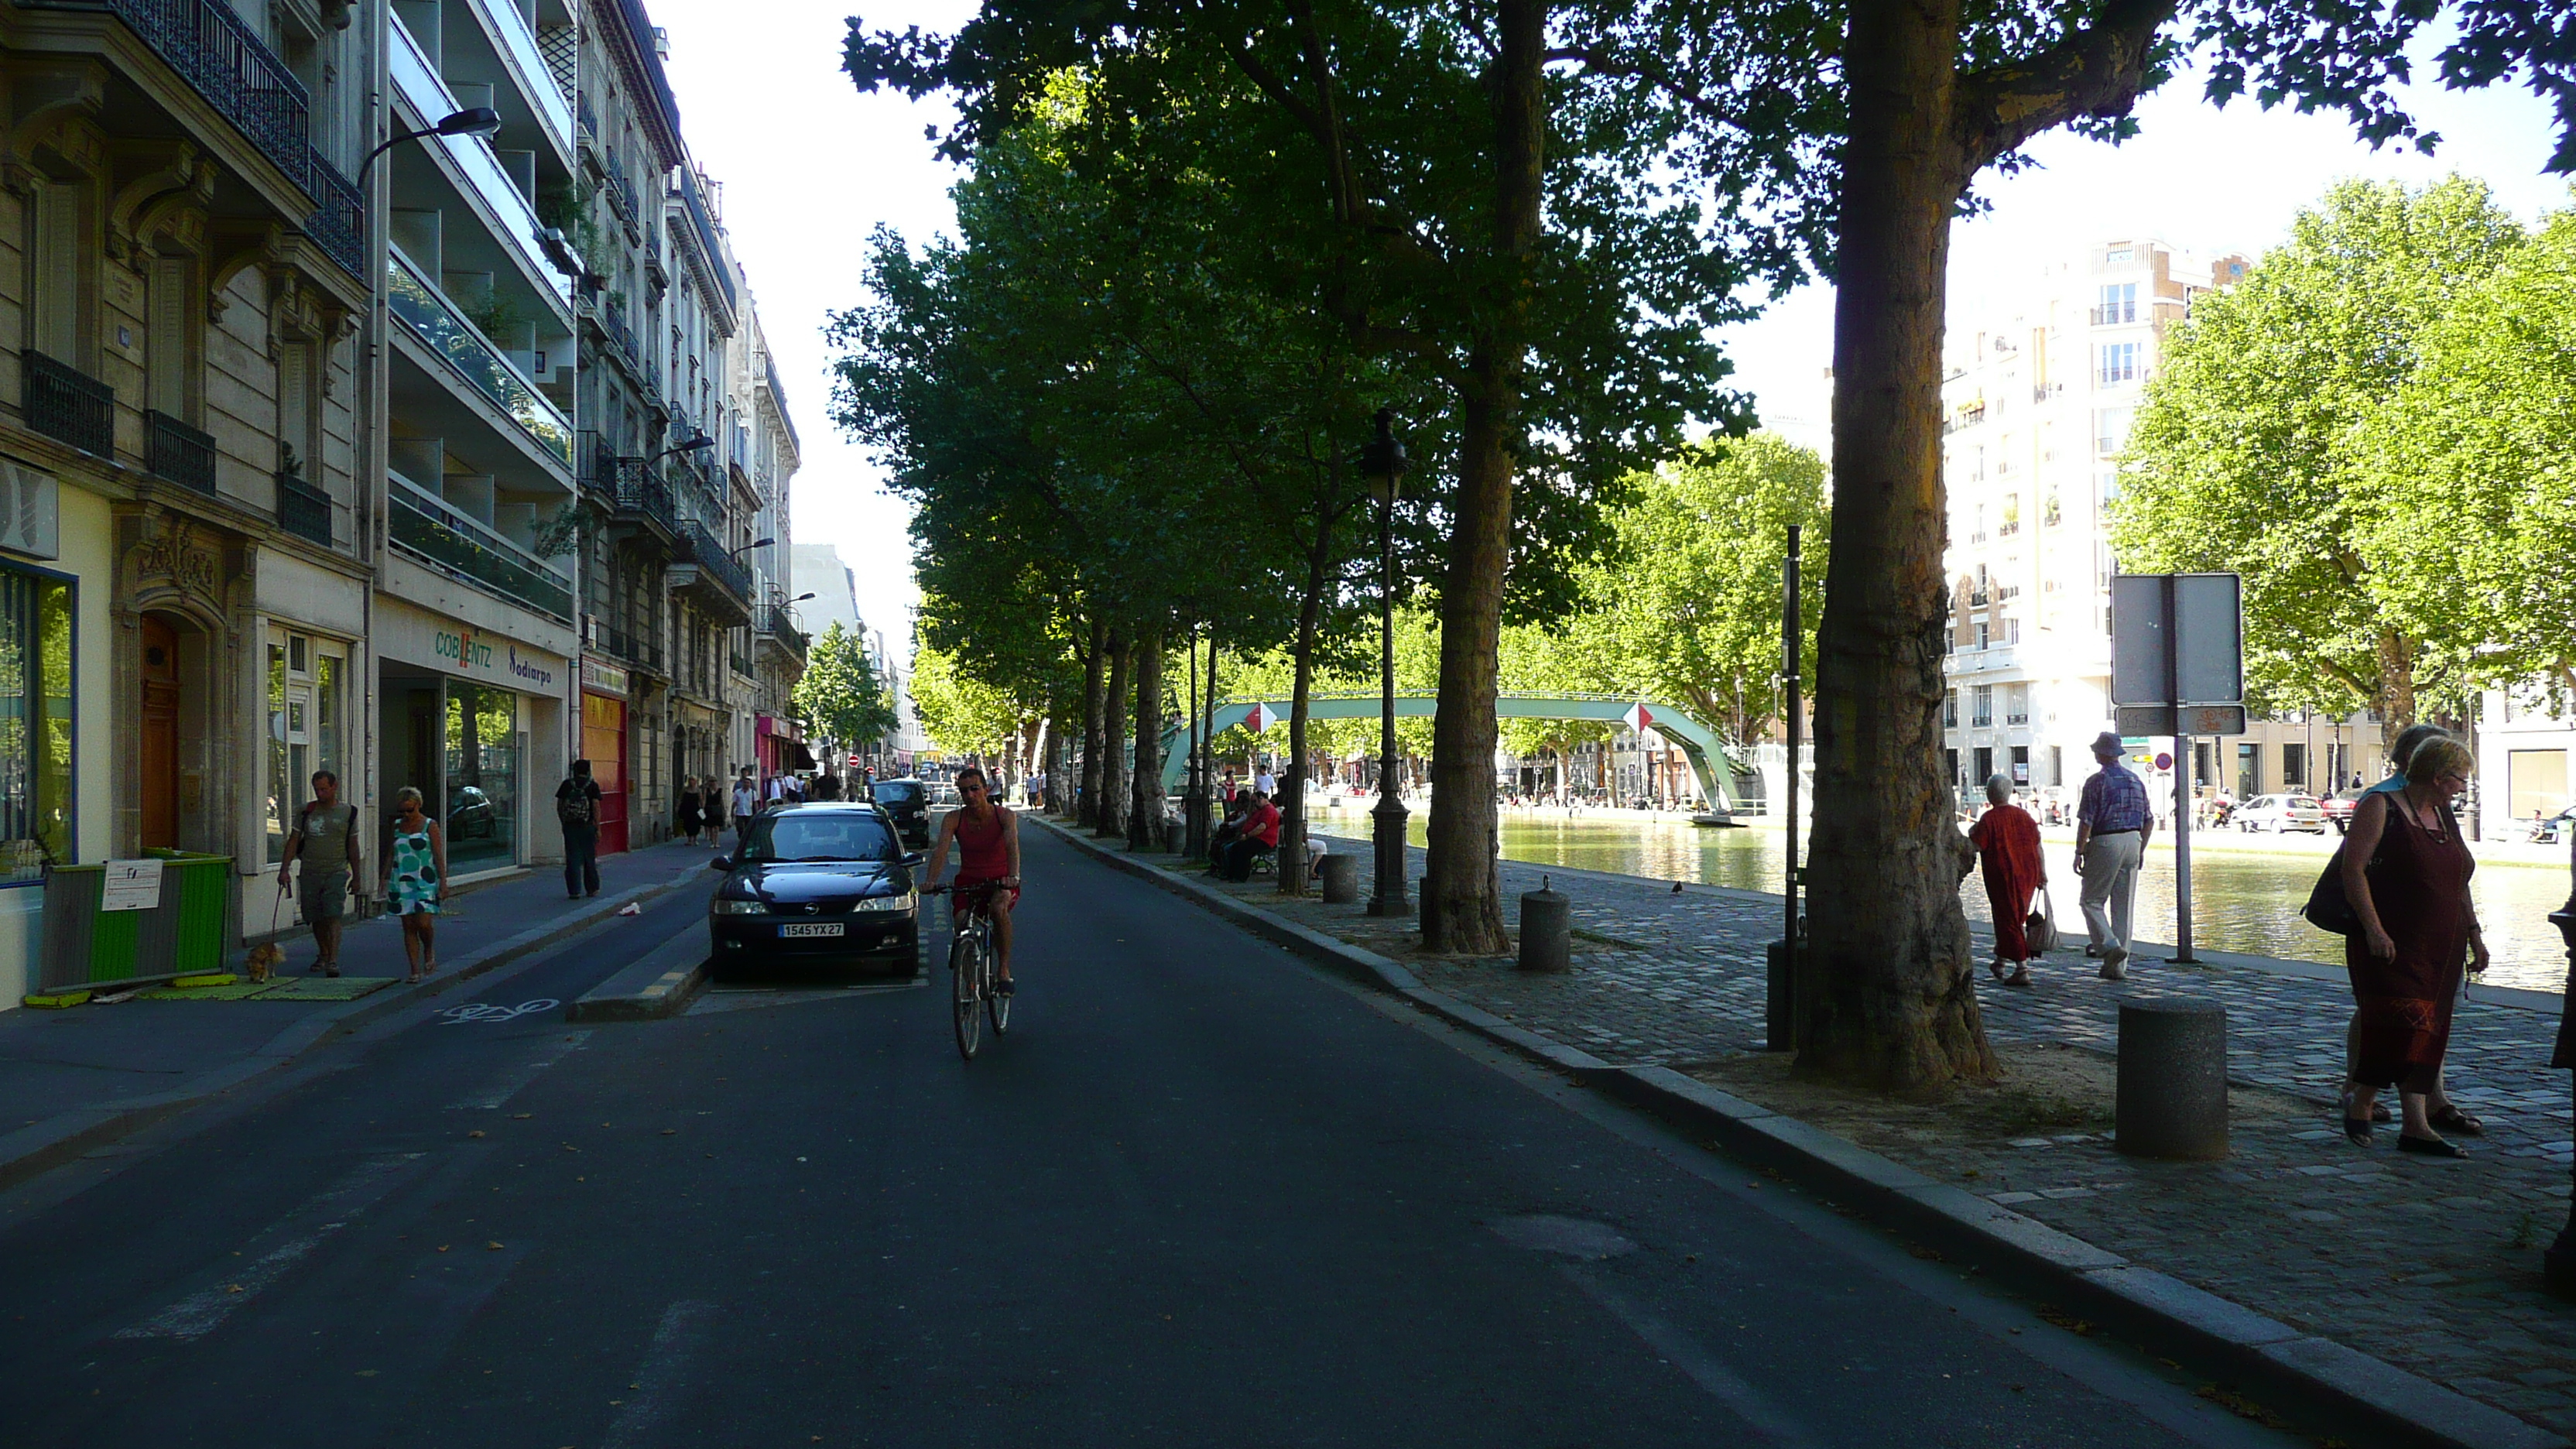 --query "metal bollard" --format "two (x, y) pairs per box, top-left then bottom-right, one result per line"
(2116, 998), (2229, 1160)
(1519, 875), (1571, 974)
(1318, 852), (1359, 904)
(1163, 816), (1183, 854)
